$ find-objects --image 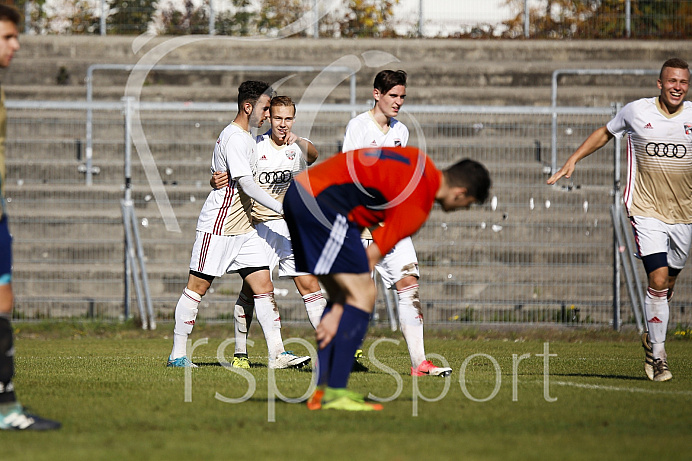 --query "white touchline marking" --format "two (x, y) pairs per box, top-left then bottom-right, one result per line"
(553, 381), (692, 397)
